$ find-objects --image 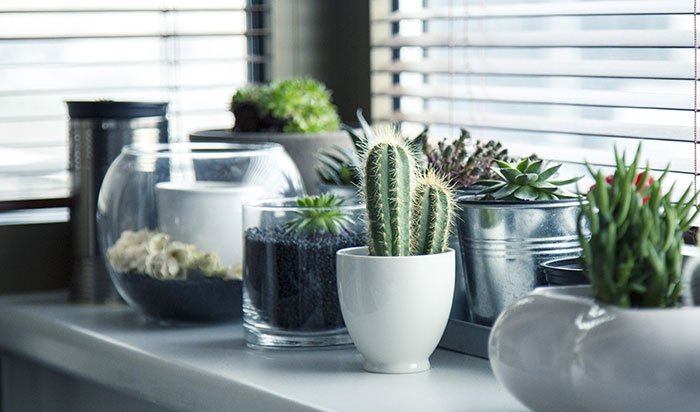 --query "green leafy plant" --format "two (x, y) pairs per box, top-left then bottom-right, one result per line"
(360, 125), (455, 256)
(230, 78), (340, 133)
(315, 145), (360, 186)
(478, 158), (582, 201)
(317, 109), (427, 188)
(578, 145), (700, 308)
(425, 129), (514, 188)
(285, 194), (352, 236)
